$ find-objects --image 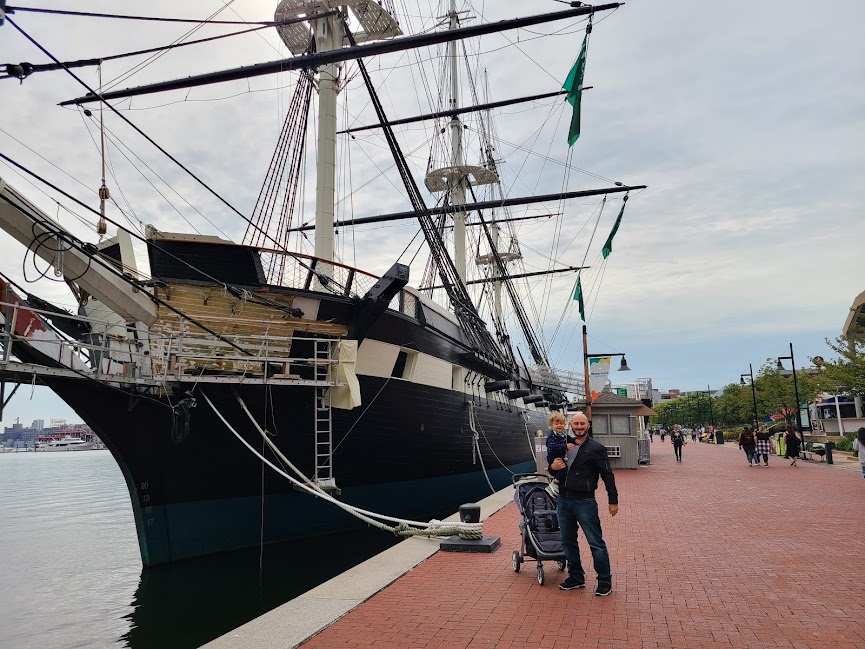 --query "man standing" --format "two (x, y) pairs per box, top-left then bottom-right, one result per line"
(550, 412), (618, 596)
